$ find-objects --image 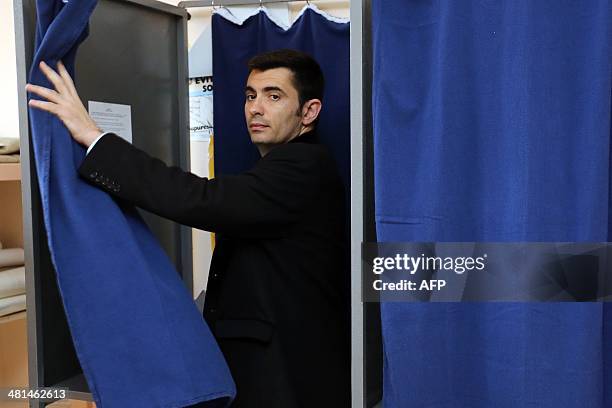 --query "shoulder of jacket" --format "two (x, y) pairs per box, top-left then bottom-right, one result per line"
(266, 142), (331, 163)
(256, 143), (333, 182)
